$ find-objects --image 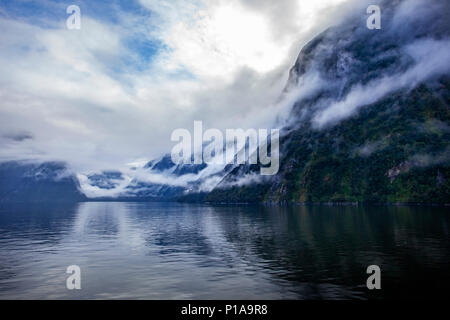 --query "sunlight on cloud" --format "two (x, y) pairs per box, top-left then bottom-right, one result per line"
(148, 0), (349, 78)
(165, 3), (286, 77)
